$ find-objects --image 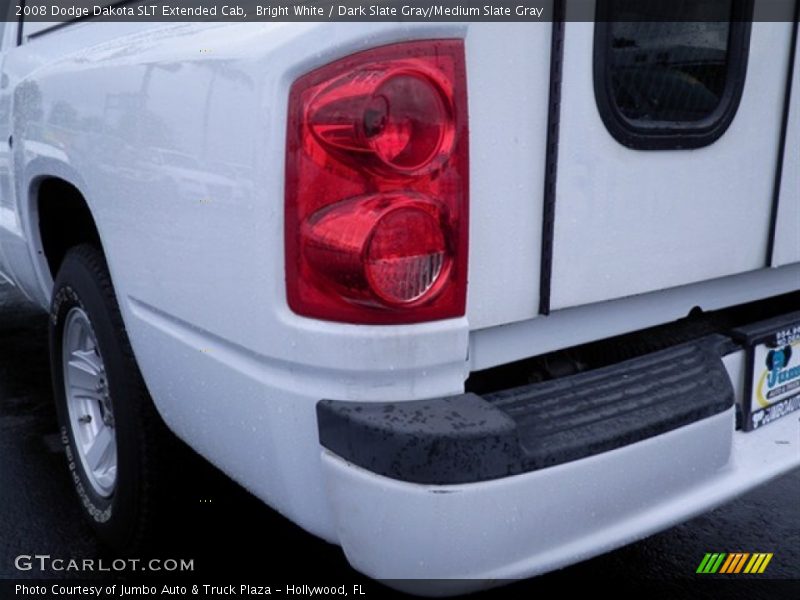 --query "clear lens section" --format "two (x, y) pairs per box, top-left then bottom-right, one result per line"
(366, 253), (445, 304)
(366, 208), (446, 304)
